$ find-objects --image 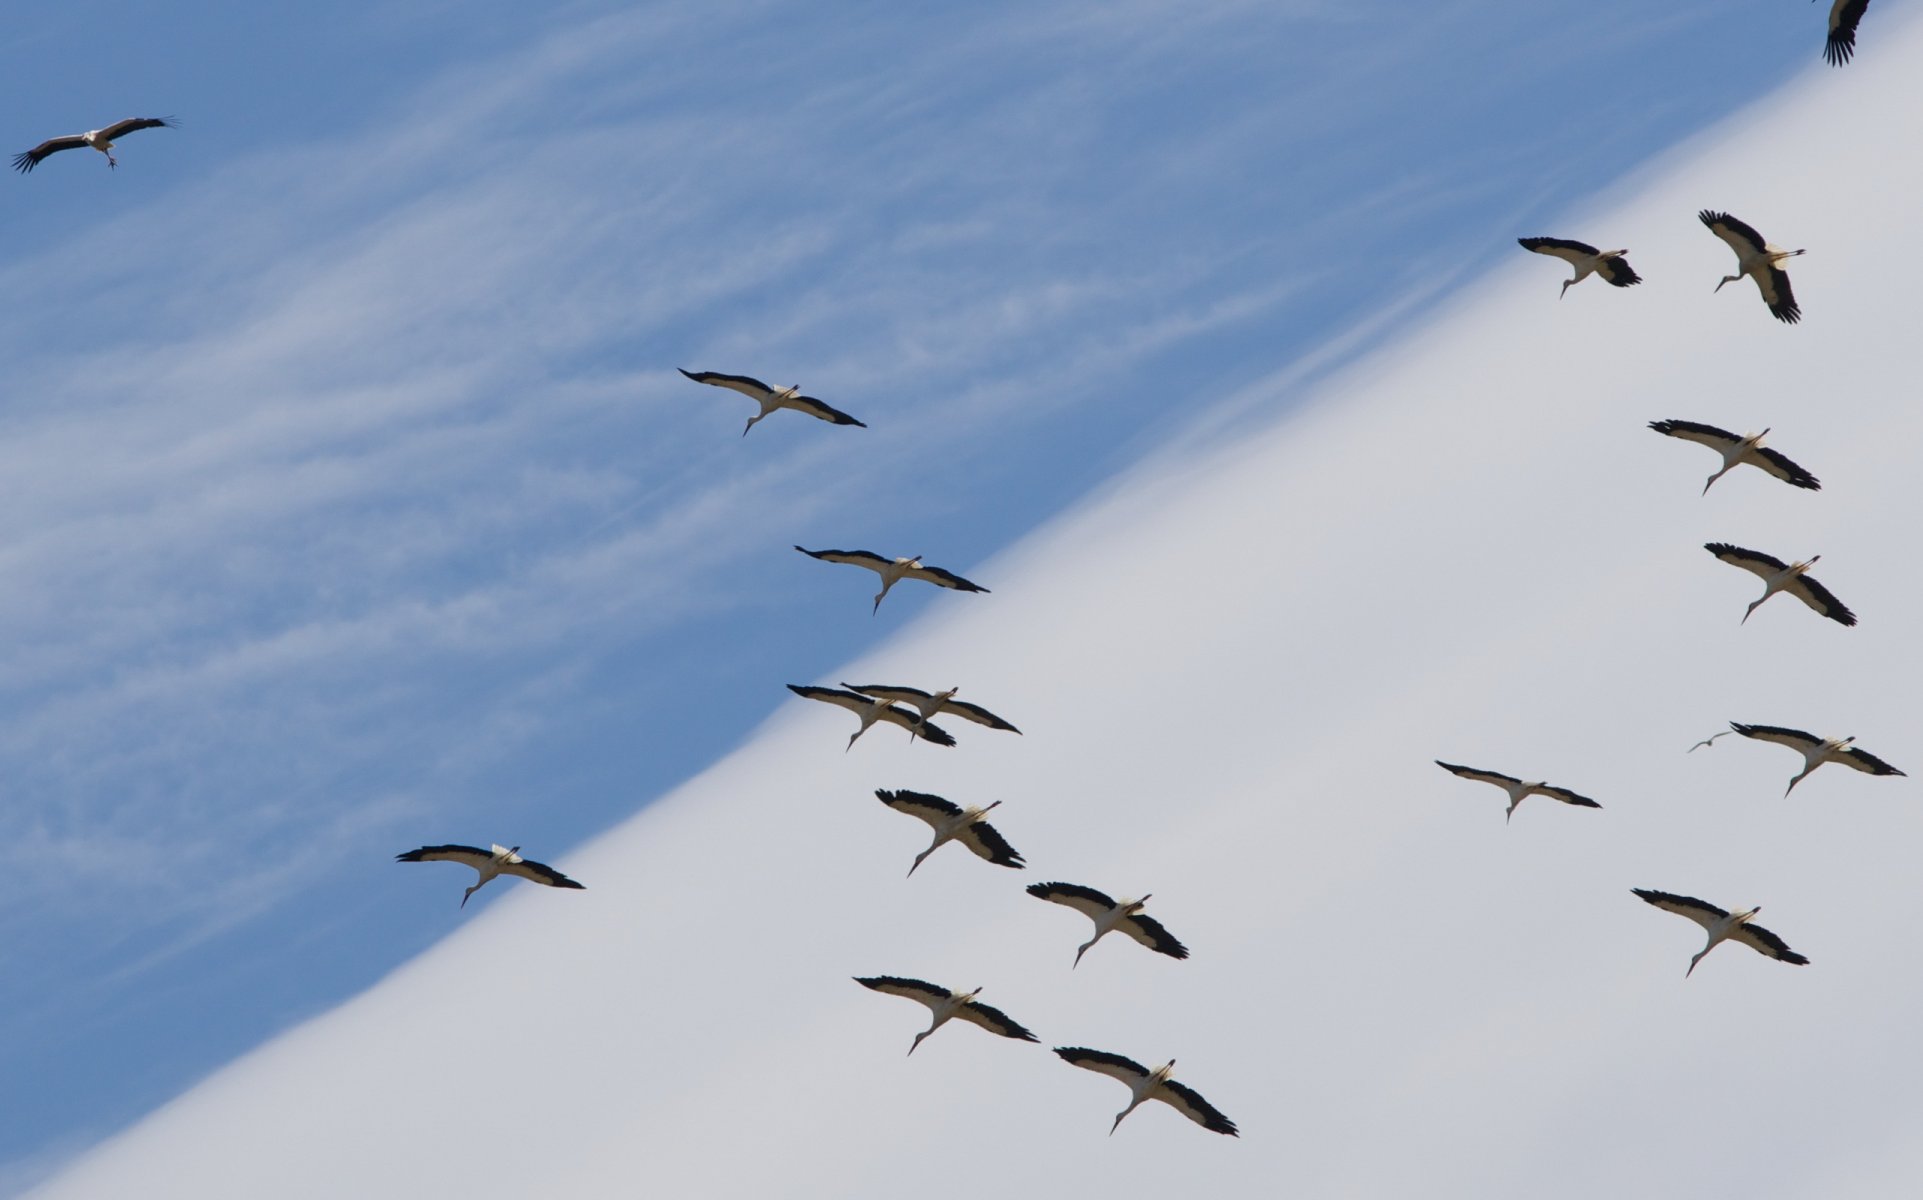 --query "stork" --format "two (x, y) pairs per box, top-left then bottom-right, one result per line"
(786, 684), (957, 749)
(875, 788), (1024, 876)
(852, 976), (1037, 1055)
(1703, 543), (1855, 626)
(12, 116), (176, 173)
(1053, 1048), (1238, 1136)
(1648, 420), (1820, 494)
(677, 369), (865, 435)
(1434, 760), (1602, 823)
(1026, 882), (1188, 967)
(794, 546), (989, 613)
(1700, 210), (1804, 324)
(1823, 0), (1870, 66)
(1631, 888), (1810, 977)
(1728, 722), (1906, 795)
(1516, 237), (1641, 296)
(1687, 730), (1734, 753)
(841, 683), (1021, 738)
(394, 844), (585, 907)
